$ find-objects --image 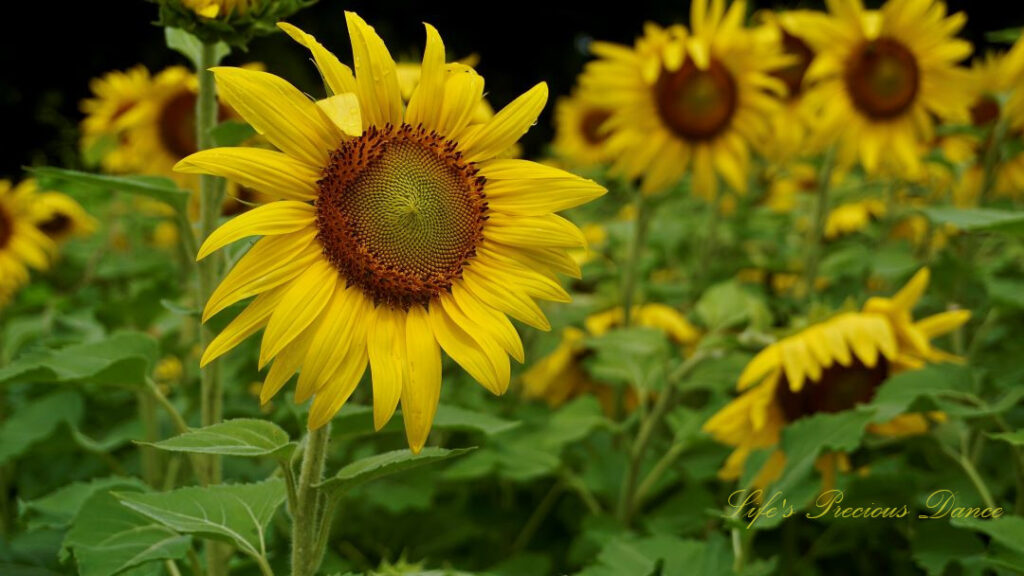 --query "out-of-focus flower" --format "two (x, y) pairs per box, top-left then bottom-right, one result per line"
(26, 182), (98, 244)
(800, 0), (972, 178)
(175, 13), (605, 452)
(581, 0), (787, 198)
(552, 90), (614, 168)
(824, 199), (886, 239)
(704, 268), (969, 487)
(0, 180), (56, 309)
